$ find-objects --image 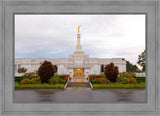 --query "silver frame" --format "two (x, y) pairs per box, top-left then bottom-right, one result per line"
(0, 0), (159, 115)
